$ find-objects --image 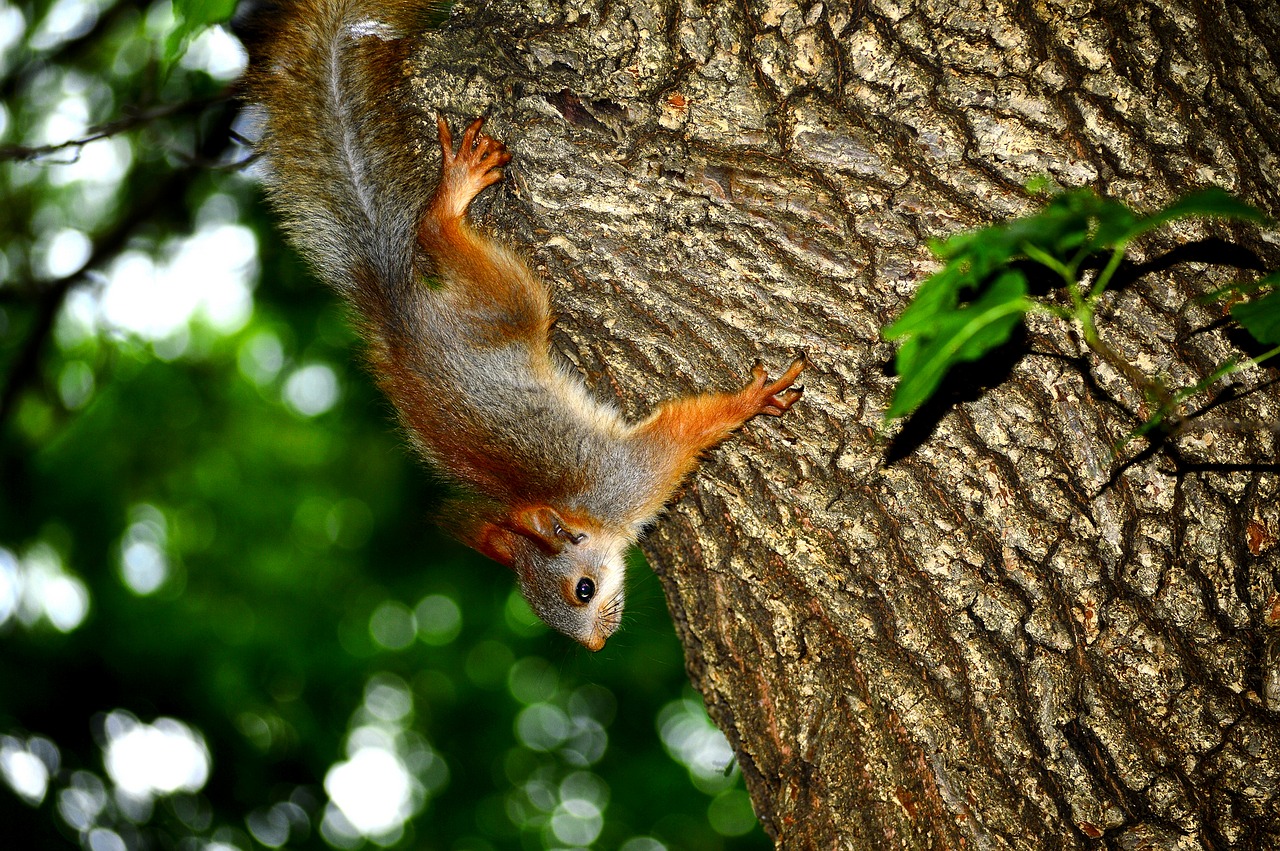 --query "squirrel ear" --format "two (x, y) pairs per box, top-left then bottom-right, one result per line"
(509, 505), (587, 554)
(471, 522), (521, 569)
